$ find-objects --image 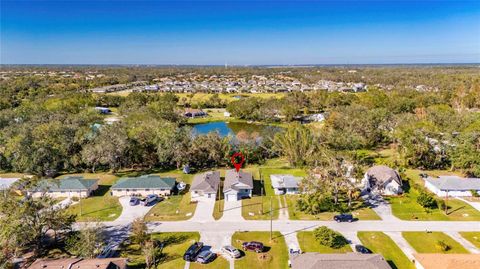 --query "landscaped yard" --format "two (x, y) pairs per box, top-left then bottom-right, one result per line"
(286, 196), (381, 220)
(459, 232), (480, 248)
(63, 172), (122, 221)
(145, 193), (197, 221)
(358, 232), (415, 269)
(242, 195), (280, 220)
(402, 232), (469, 253)
(232, 231), (288, 269)
(120, 232), (200, 269)
(297, 231), (352, 253)
(388, 188), (480, 221)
